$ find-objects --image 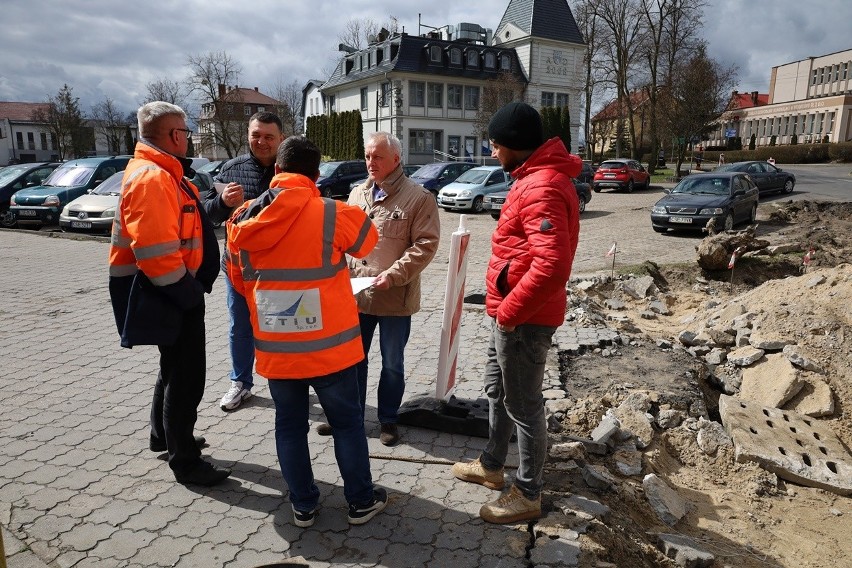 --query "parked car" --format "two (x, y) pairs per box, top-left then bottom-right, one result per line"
(59, 170), (124, 233)
(650, 172), (759, 233)
(714, 160), (796, 194)
(437, 166), (513, 212)
(348, 164), (421, 192)
(316, 160), (368, 197)
(196, 159), (226, 179)
(592, 158), (651, 193)
(577, 160), (597, 184)
(409, 161), (477, 194)
(10, 156), (131, 228)
(0, 162), (61, 227)
(485, 178), (591, 220)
